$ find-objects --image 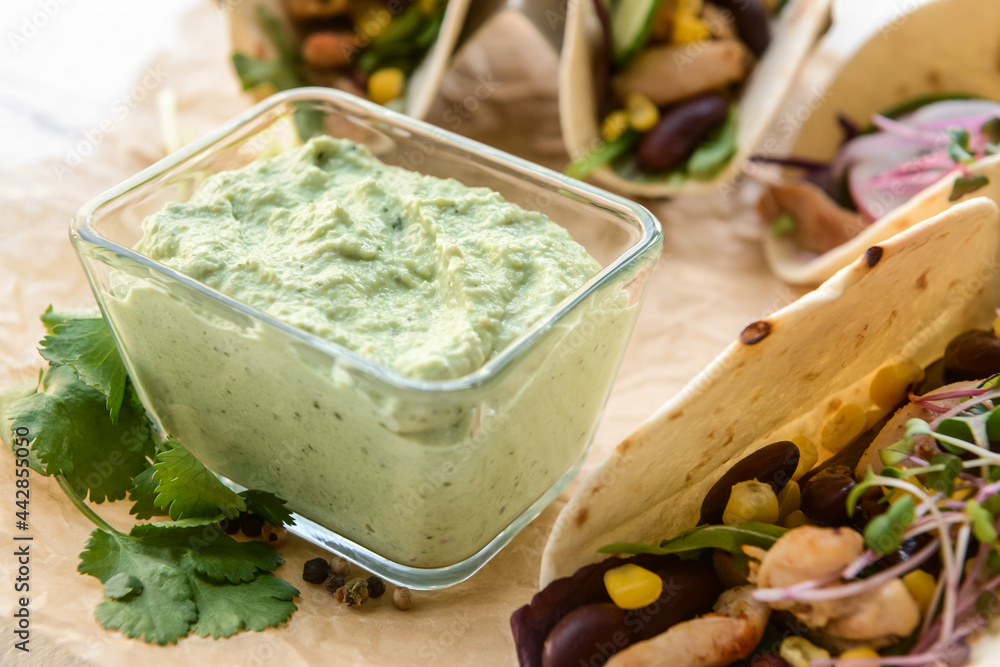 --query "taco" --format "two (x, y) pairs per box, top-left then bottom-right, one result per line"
(512, 197), (1000, 666)
(758, 0), (1000, 285)
(227, 0), (470, 120)
(559, 0), (831, 197)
